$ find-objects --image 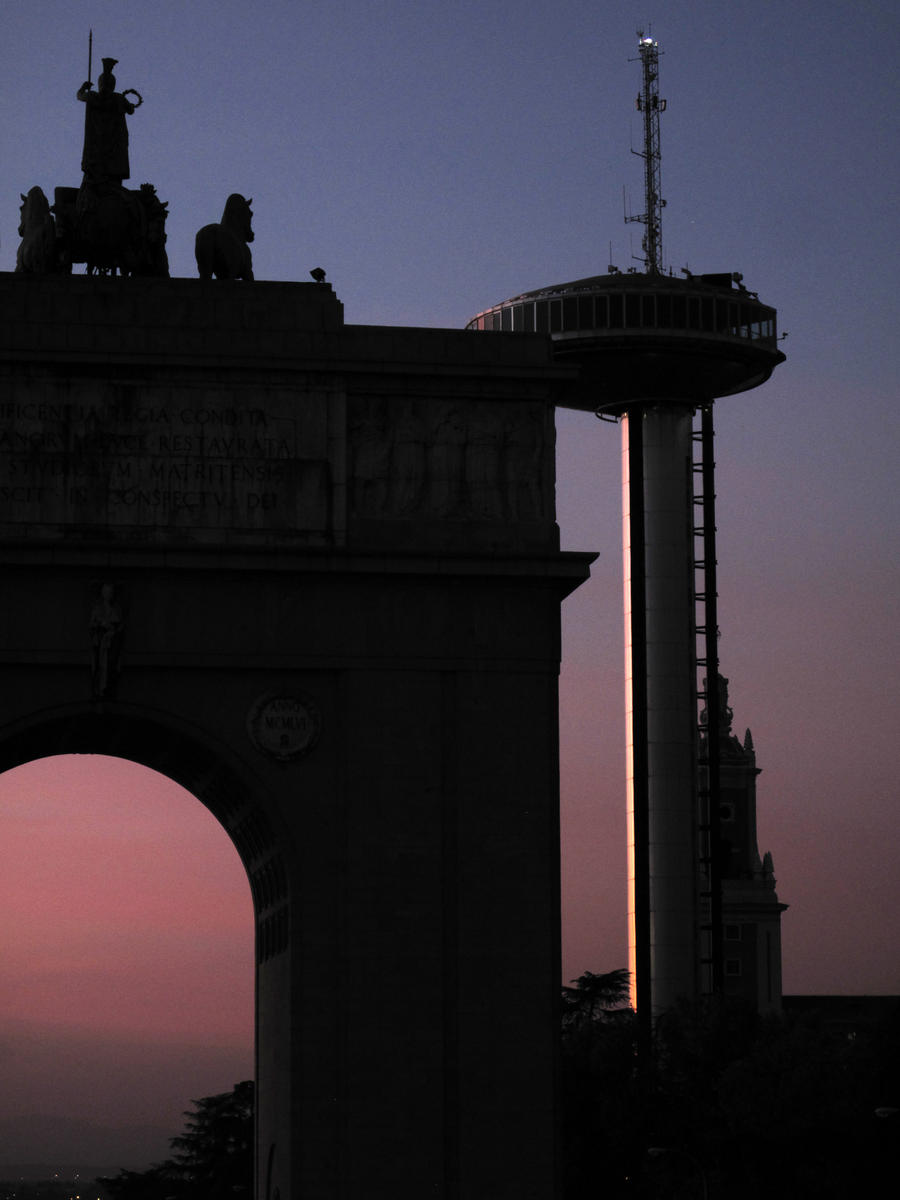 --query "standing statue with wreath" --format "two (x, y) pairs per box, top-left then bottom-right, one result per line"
(76, 56), (142, 186)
